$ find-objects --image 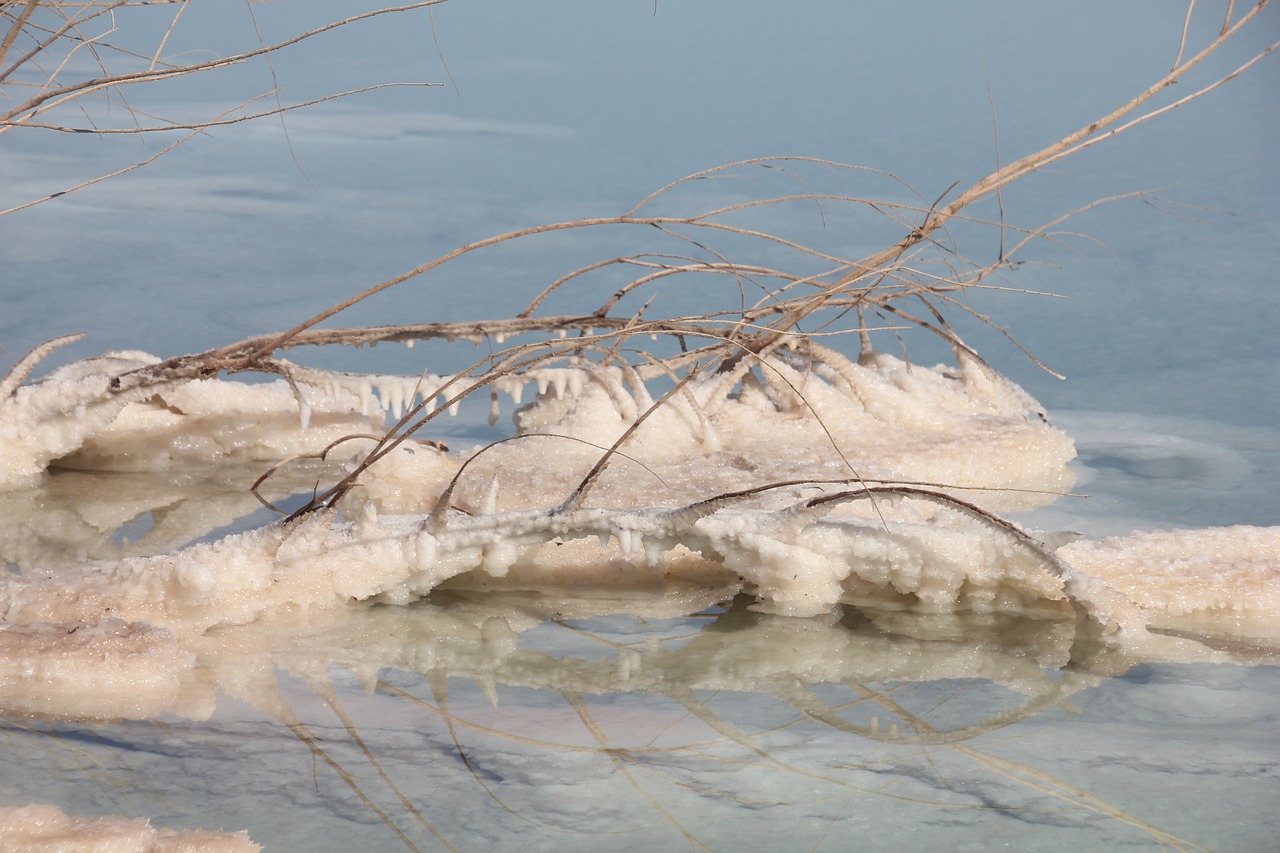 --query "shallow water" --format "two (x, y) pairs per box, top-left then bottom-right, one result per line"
(3, 600), (1276, 851)
(1, 2), (1277, 850)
